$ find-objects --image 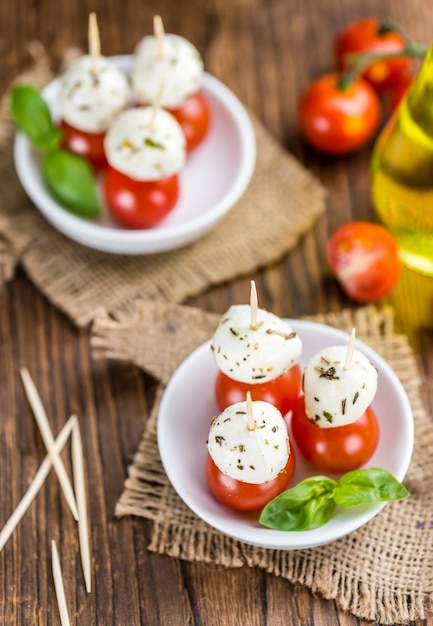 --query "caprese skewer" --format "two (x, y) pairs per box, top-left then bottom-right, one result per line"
(206, 392), (295, 511)
(103, 105), (186, 228)
(211, 281), (303, 415)
(131, 15), (211, 151)
(291, 329), (380, 473)
(58, 13), (130, 168)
